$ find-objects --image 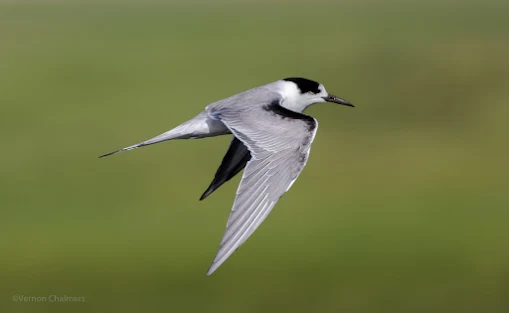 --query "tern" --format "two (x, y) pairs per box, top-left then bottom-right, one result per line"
(100, 77), (354, 275)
